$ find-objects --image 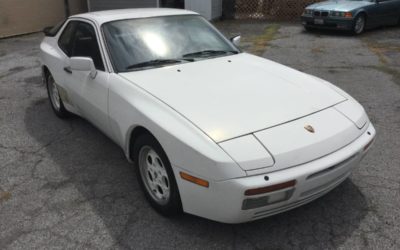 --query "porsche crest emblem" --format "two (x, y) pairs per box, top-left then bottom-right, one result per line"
(304, 125), (315, 133)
